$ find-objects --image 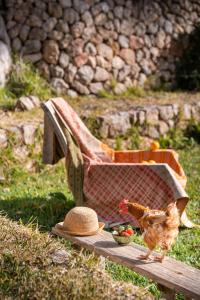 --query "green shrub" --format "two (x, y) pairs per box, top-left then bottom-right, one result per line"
(159, 128), (195, 149)
(185, 120), (200, 143)
(176, 23), (200, 90)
